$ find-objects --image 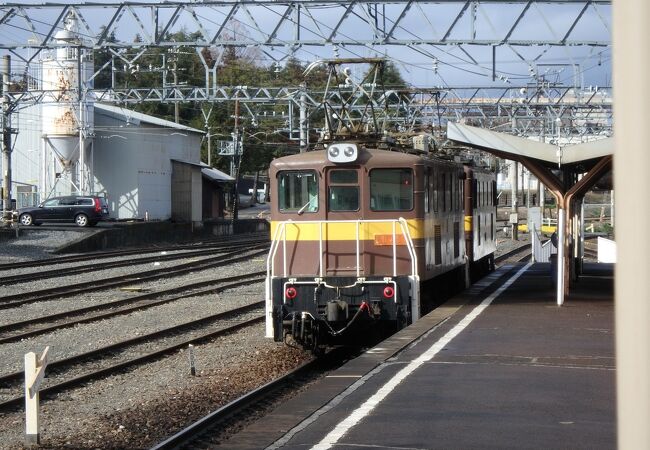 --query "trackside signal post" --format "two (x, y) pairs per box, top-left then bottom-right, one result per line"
(24, 347), (49, 445)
